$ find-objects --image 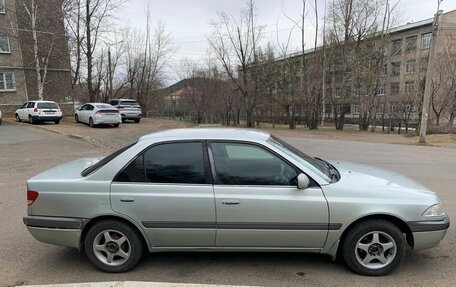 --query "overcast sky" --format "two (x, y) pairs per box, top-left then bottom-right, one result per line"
(122, 0), (456, 84)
